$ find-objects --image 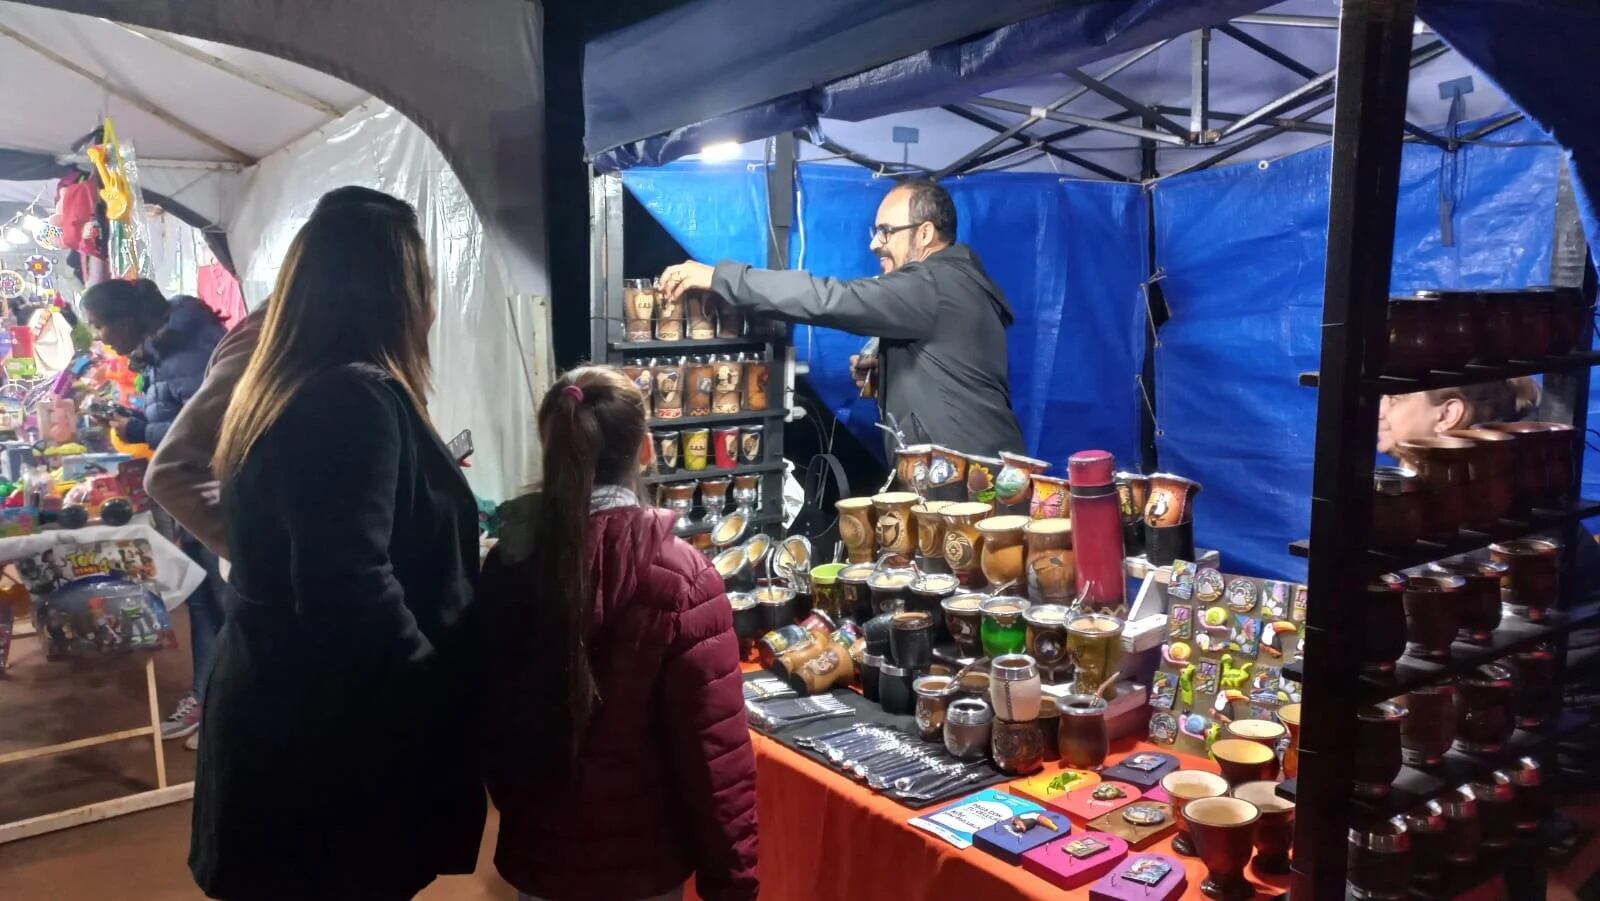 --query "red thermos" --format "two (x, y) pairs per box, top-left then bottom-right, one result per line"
(1069, 450), (1126, 610)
